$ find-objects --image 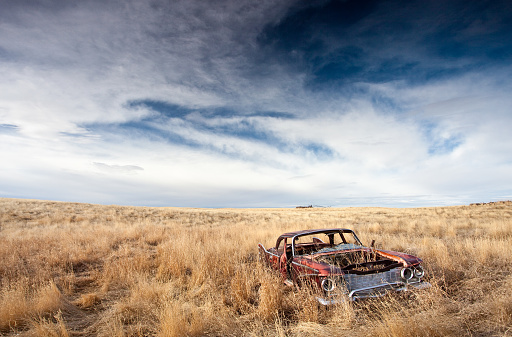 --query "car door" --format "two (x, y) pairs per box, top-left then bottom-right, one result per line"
(278, 238), (293, 281)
